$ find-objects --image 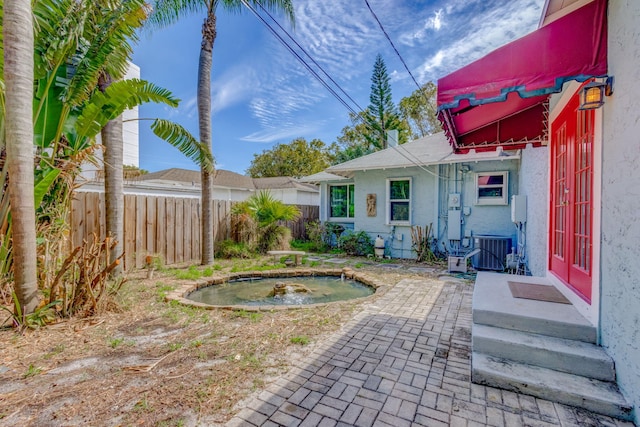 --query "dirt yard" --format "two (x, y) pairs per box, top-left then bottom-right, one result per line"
(0, 257), (445, 426)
